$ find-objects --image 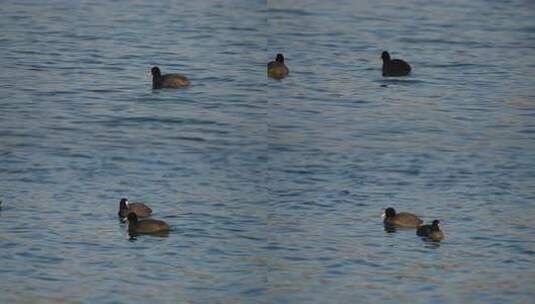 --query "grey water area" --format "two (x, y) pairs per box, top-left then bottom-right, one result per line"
(0, 0), (534, 303)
